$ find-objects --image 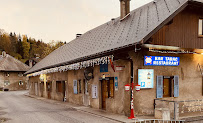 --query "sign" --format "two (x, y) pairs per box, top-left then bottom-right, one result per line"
(115, 77), (118, 91)
(115, 66), (125, 71)
(138, 69), (154, 88)
(92, 85), (98, 98)
(73, 80), (77, 94)
(39, 74), (46, 81)
(144, 56), (180, 66)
